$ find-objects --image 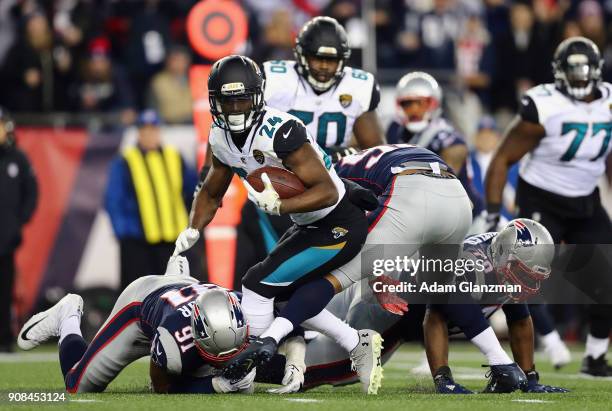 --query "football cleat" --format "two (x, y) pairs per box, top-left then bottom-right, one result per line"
(545, 340), (572, 370)
(522, 369), (569, 393)
(581, 354), (610, 377)
(482, 363), (527, 393)
(17, 294), (83, 351)
(349, 329), (384, 394)
(223, 336), (278, 381)
(434, 367), (473, 394)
